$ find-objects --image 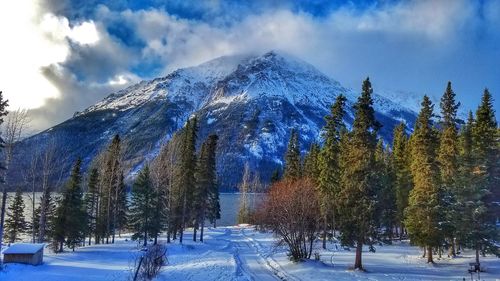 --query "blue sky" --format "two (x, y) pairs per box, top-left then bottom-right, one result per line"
(1, 0), (498, 130)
